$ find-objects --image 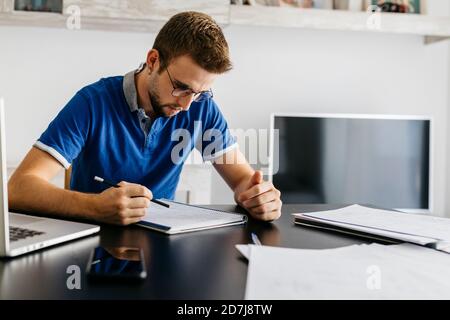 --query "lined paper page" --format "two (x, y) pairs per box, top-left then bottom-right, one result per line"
(139, 200), (246, 233)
